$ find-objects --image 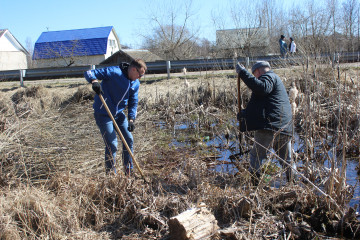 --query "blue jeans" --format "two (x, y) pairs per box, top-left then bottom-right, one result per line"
(249, 129), (294, 181)
(94, 112), (133, 174)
